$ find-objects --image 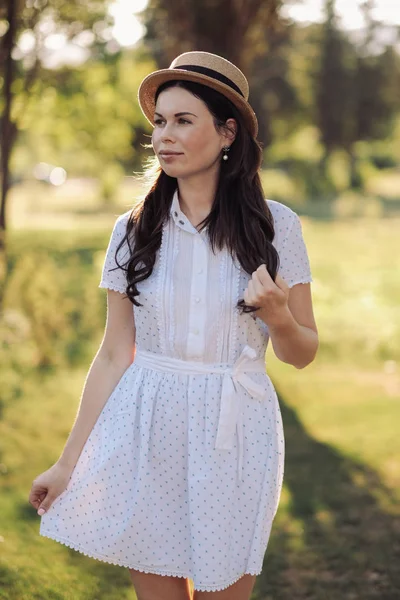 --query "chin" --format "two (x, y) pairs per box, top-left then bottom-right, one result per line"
(161, 166), (186, 178)
(162, 165), (212, 180)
